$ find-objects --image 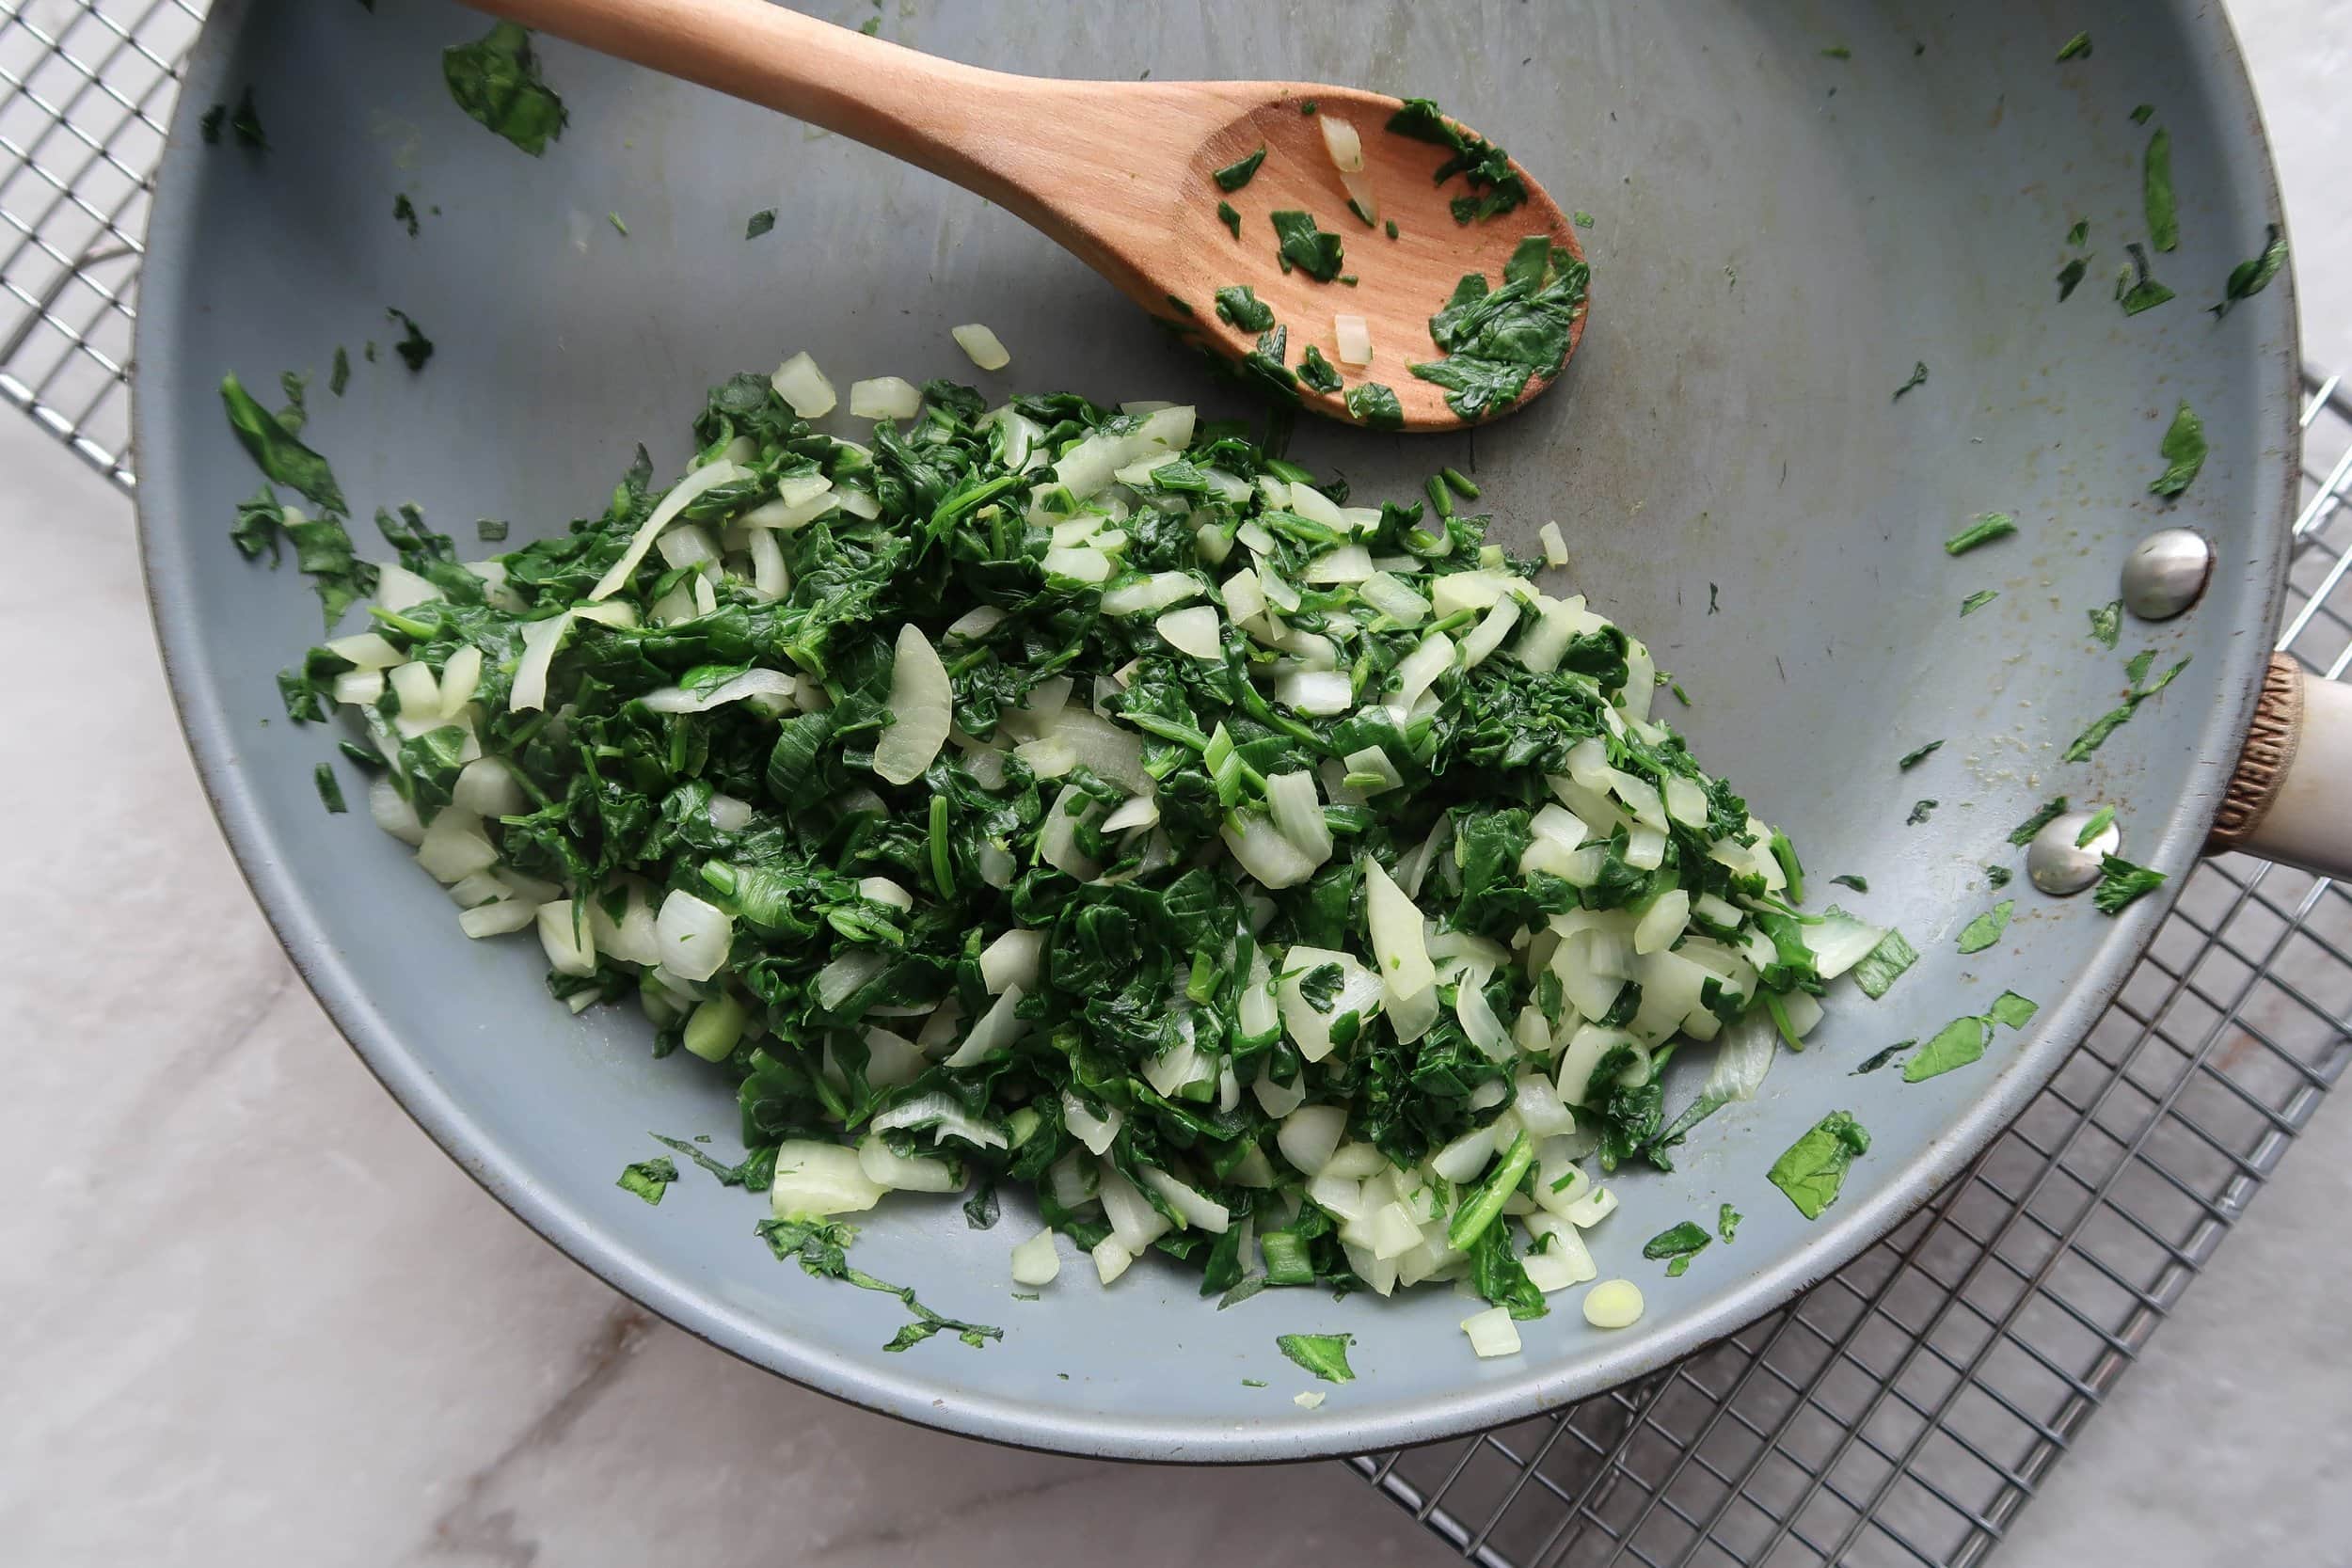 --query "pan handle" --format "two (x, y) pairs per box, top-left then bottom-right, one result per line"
(2206, 653), (2352, 879)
